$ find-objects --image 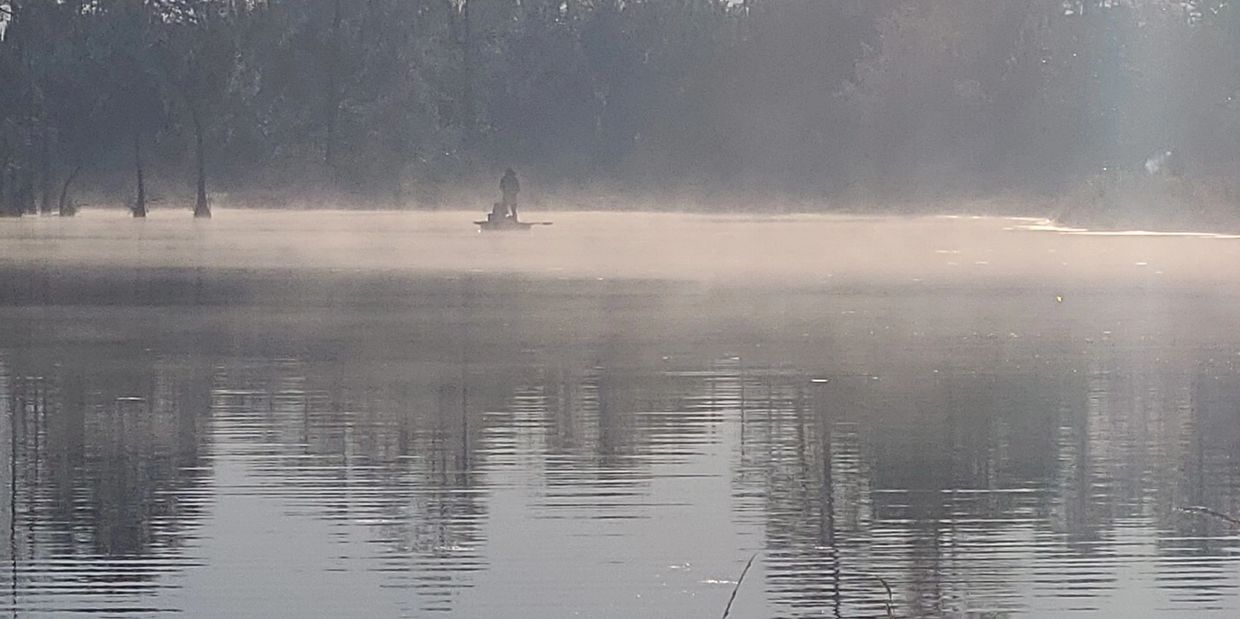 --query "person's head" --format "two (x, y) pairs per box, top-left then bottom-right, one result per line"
(504, 168), (515, 176)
